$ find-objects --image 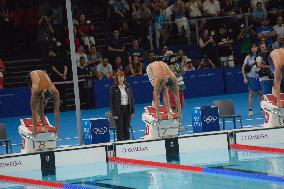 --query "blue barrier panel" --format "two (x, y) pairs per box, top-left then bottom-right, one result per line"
(92, 79), (113, 108)
(224, 66), (247, 94)
(82, 118), (110, 145)
(192, 106), (220, 133)
(0, 87), (31, 118)
(183, 68), (224, 98)
(127, 75), (153, 104)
